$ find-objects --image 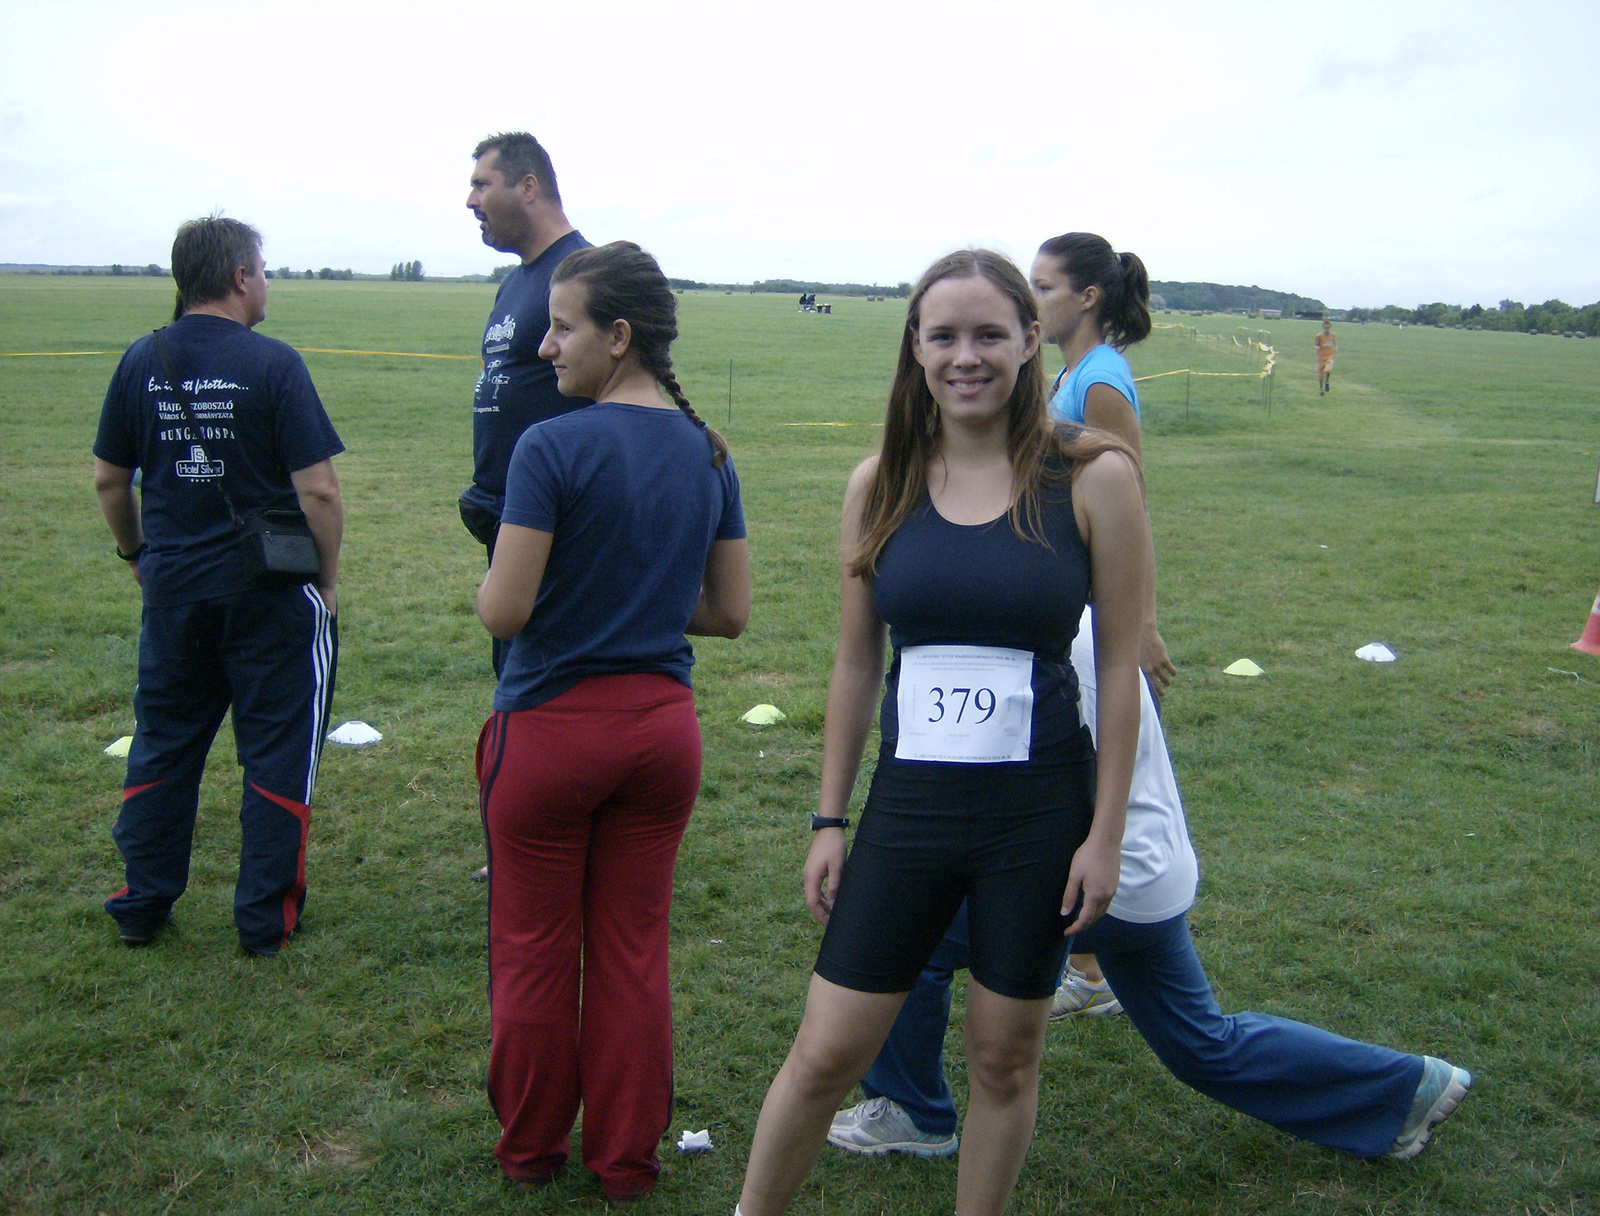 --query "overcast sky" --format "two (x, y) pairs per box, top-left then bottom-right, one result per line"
(3, 0), (1596, 308)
